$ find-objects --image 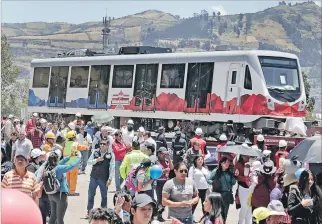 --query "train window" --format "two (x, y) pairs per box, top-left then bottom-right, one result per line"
(160, 64), (185, 88)
(112, 65), (134, 88)
(32, 67), (50, 88)
(244, 65), (252, 90)
(70, 66), (89, 88)
(231, 71), (237, 84)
